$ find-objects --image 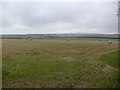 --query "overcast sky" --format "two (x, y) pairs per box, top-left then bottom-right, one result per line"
(1, 2), (118, 34)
